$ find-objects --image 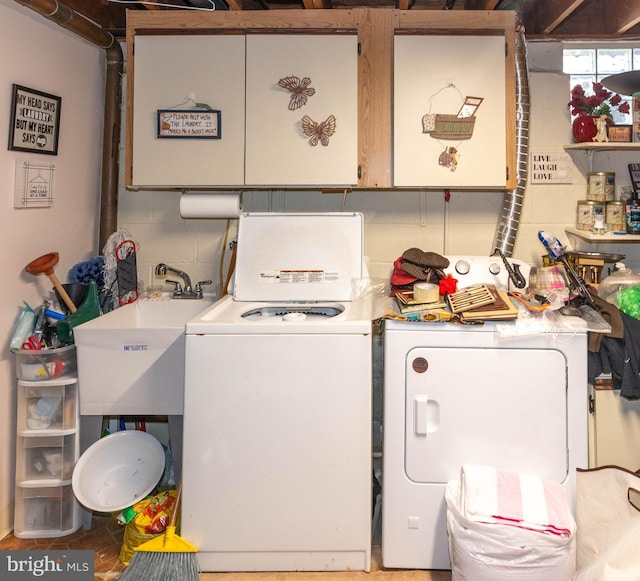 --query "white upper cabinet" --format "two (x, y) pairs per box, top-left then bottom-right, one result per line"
(126, 10), (516, 191)
(131, 35), (246, 188)
(393, 35), (507, 188)
(130, 34), (357, 189)
(245, 35), (358, 187)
